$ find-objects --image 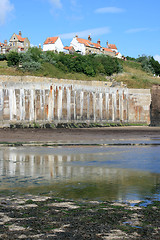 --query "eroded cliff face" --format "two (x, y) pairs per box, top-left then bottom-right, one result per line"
(0, 76), (151, 127)
(151, 85), (160, 126)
